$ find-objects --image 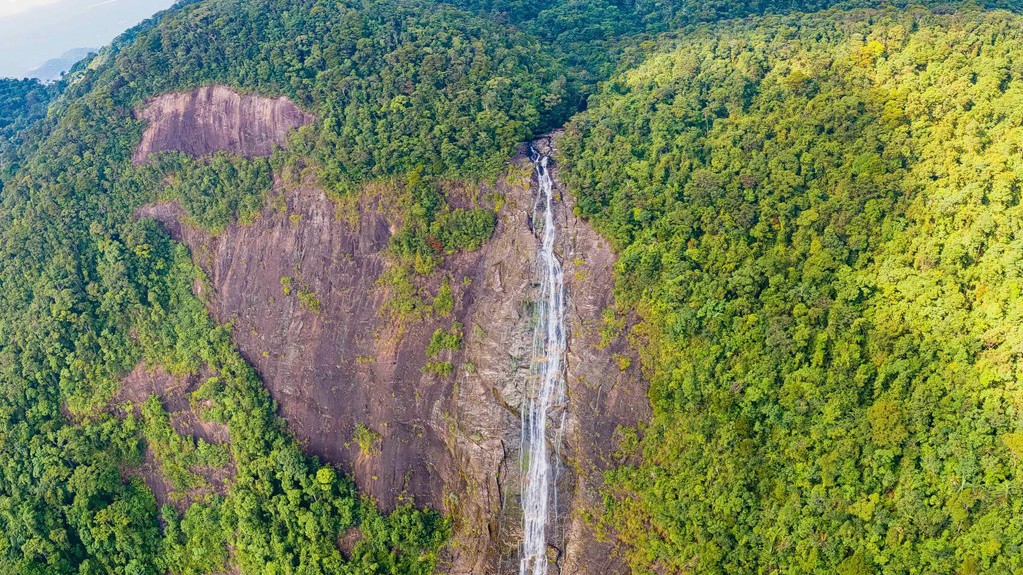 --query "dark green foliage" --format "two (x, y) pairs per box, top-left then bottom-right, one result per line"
(431, 209), (497, 252)
(390, 201), (497, 263)
(140, 395), (230, 493)
(0, 411), (159, 574)
(138, 243), (449, 574)
(390, 227), (439, 273)
(0, 79), (51, 144)
(160, 503), (229, 575)
(0, 0), (534, 571)
(95, 0), (569, 192)
(349, 503), (449, 575)
(560, 6), (1023, 573)
(5, 0), (1023, 572)
(149, 152), (273, 232)
(0, 78), (53, 176)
